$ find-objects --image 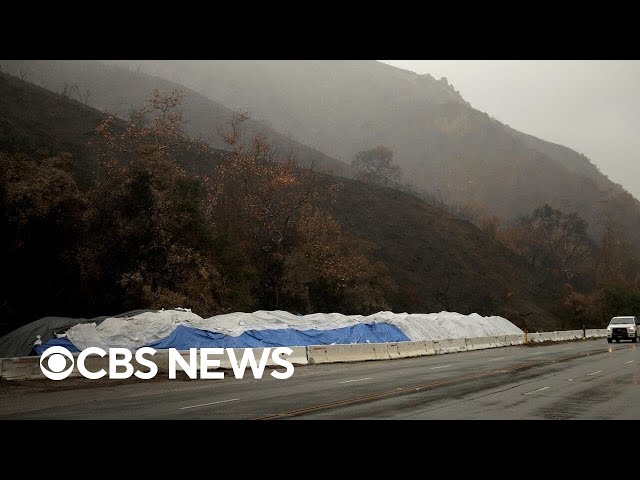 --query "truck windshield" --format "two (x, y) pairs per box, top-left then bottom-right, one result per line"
(610, 318), (636, 325)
